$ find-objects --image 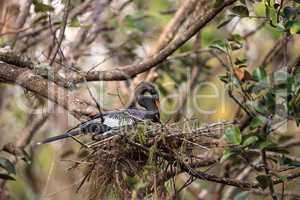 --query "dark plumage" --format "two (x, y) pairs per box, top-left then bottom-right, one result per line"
(38, 82), (160, 144)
